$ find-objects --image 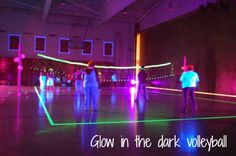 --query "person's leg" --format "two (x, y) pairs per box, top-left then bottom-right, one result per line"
(42, 76), (46, 90)
(40, 76), (44, 90)
(189, 87), (197, 112)
(142, 84), (148, 101)
(75, 80), (78, 89)
(84, 87), (91, 111)
(182, 88), (188, 112)
(48, 78), (52, 90)
(39, 76), (42, 89)
(46, 78), (49, 88)
(74, 80), (78, 95)
(135, 84), (141, 101)
(91, 87), (99, 111)
(75, 80), (82, 94)
(78, 80), (83, 94)
(51, 78), (54, 89)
